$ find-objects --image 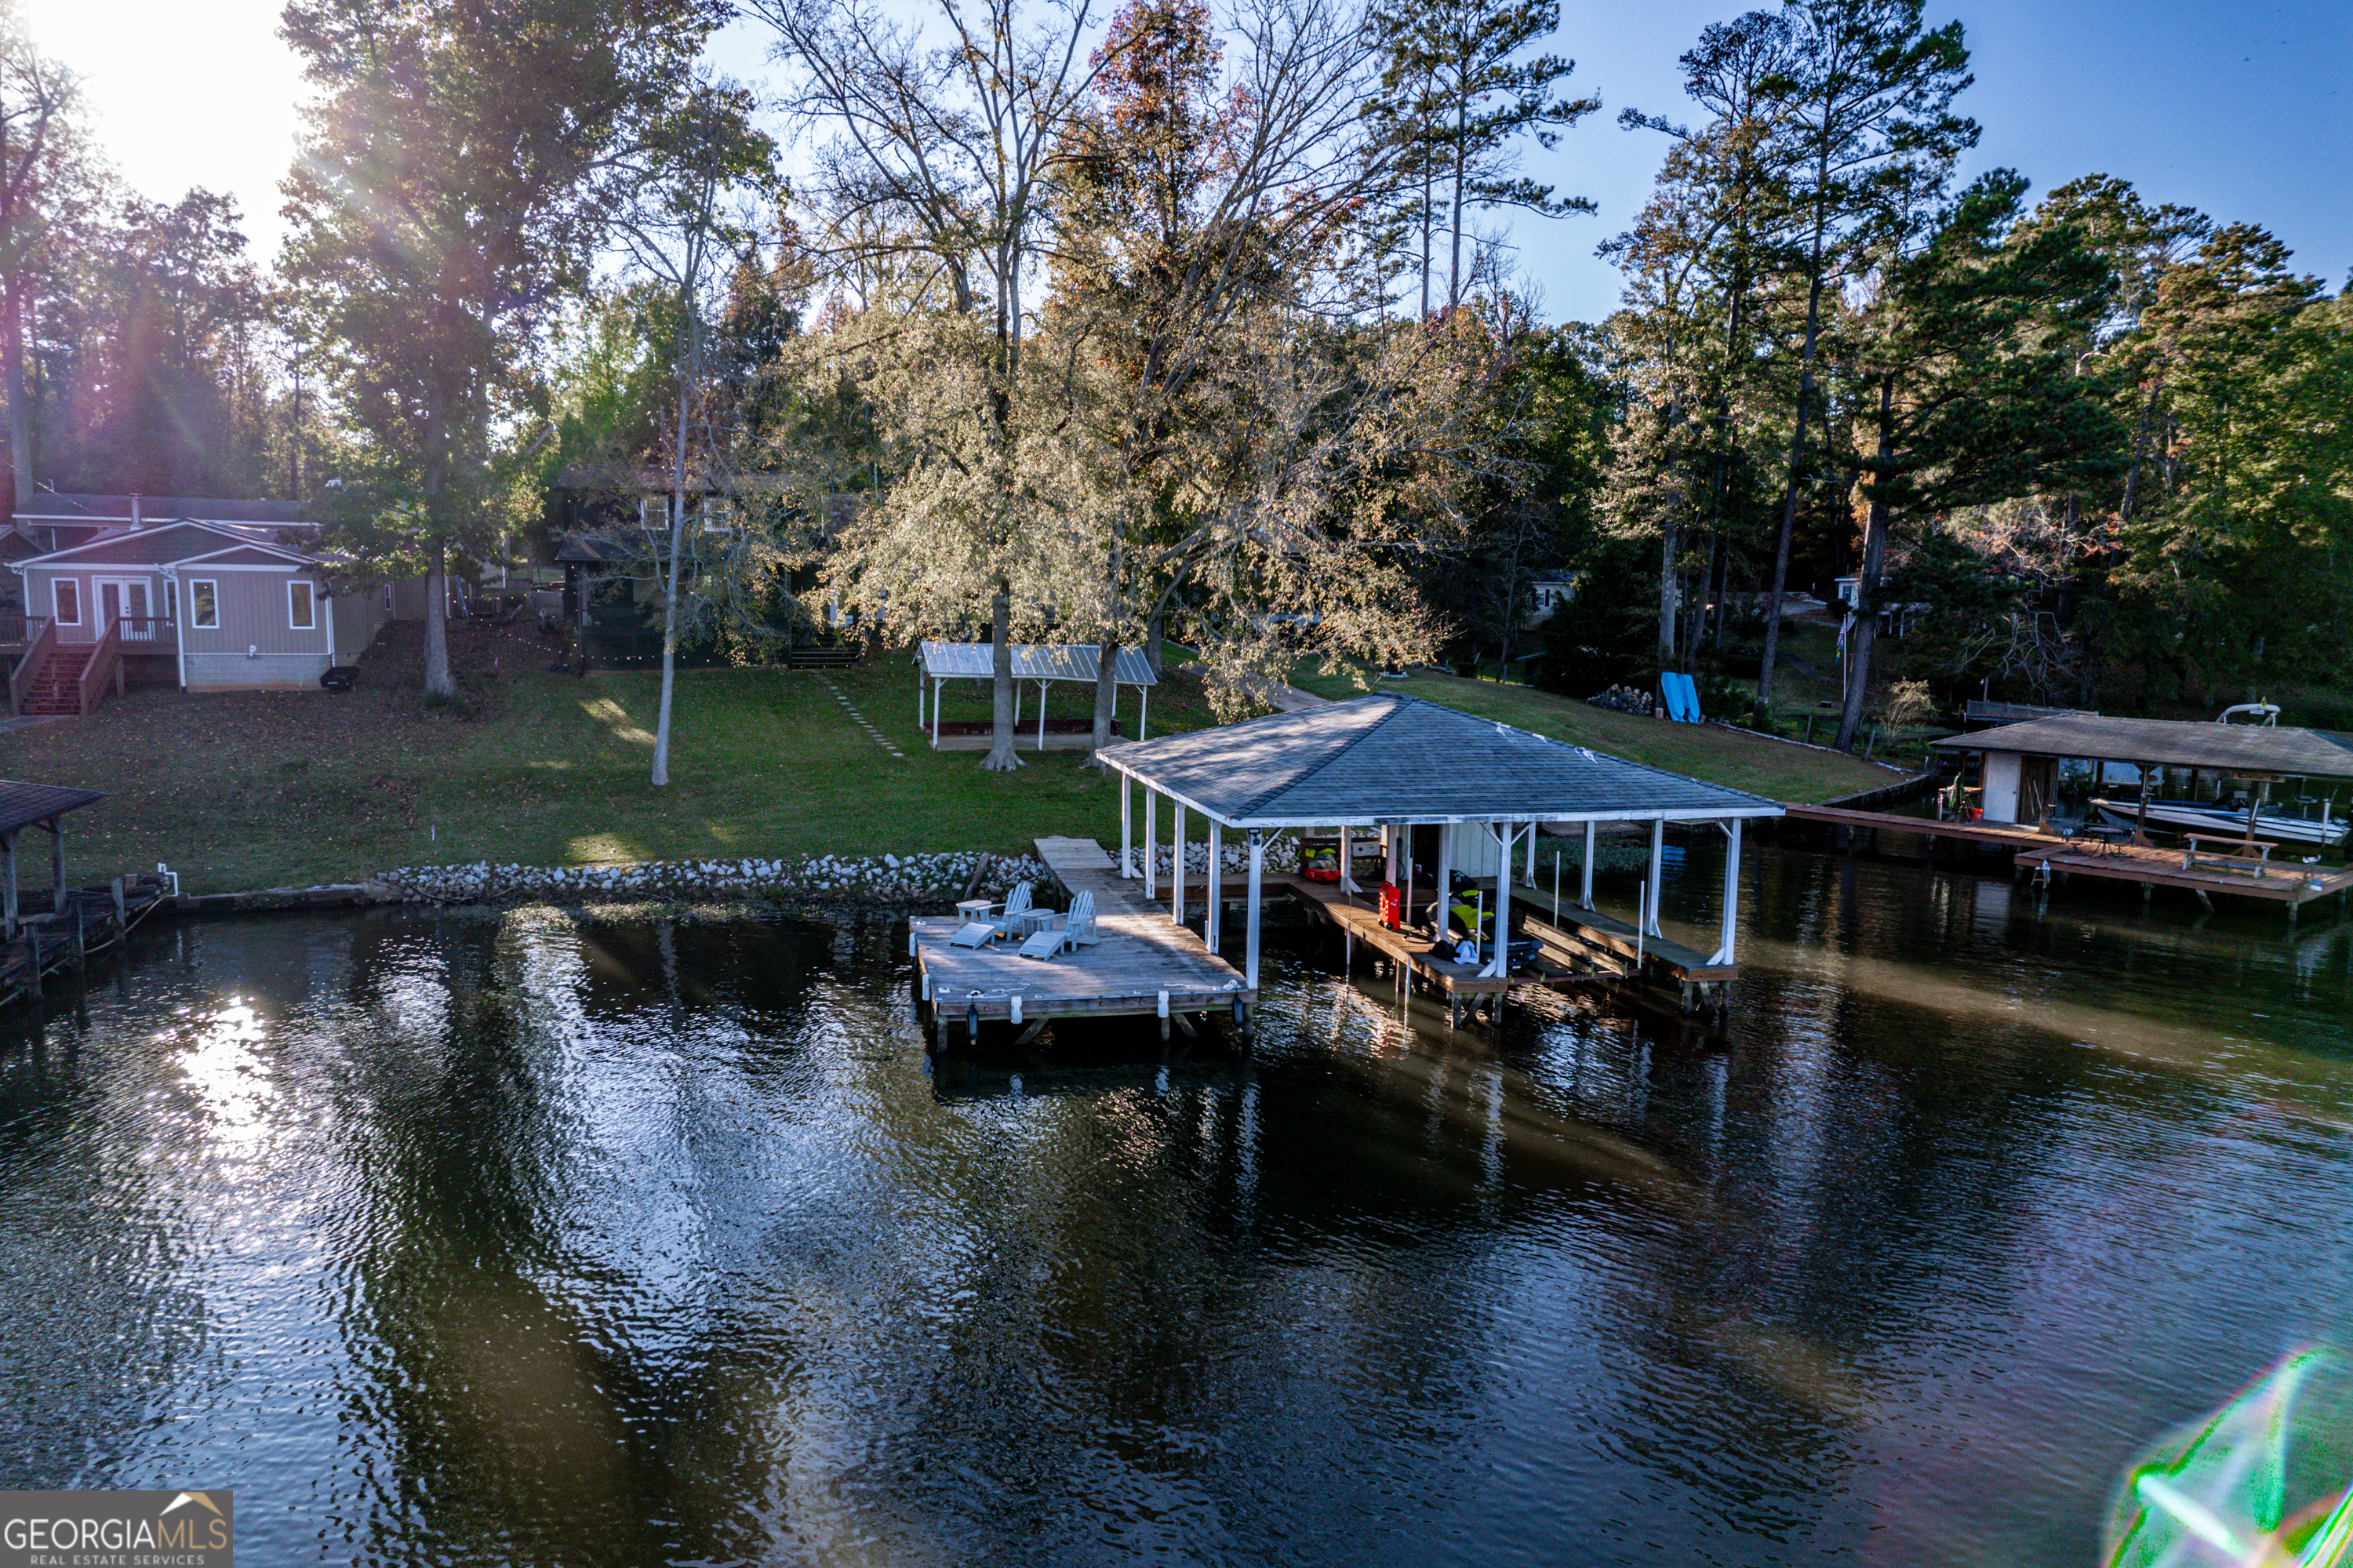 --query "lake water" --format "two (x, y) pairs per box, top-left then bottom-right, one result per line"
(3, 842), (2351, 1566)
